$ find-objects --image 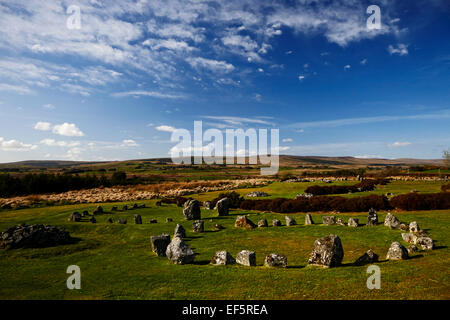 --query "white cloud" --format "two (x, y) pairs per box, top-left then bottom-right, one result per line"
(143, 38), (195, 51)
(298, 75), (305, 80)
(120, 139), (139, 147)
(187, 57), (235, 74)
(202, 116), (273, 126)
(344, 64), (351, 69)
(360, 58), (367, 65)
(0, 137), (37, 151)
(388, 141), (412, 147)
(282, 138), (293, 143)
(34, 121), (52, 131)
(52, 123), (84, 137)
(156, 125), (177, 133)
(40, 139), (80, 148)
(0, 83), (34, 95)
(388, 44), (409, 56)
(43, 103), (55, 109)
(112, 90), (185, 99)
